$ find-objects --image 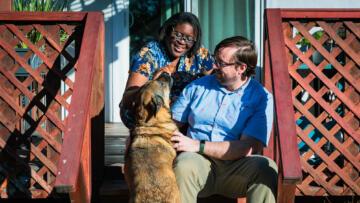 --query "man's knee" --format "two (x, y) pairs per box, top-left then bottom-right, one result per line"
(243, 156), (278, 202)
(174, 152), (213, 187)
(174, 152), (207, 176)
(249, 156), (278, 191)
